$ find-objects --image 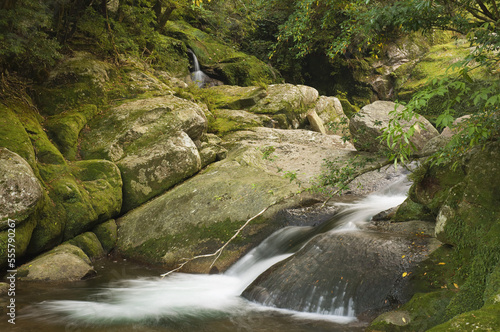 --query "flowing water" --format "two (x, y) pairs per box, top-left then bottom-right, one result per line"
(3, 177), (411, 331)
(188, 50), (210, 88)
